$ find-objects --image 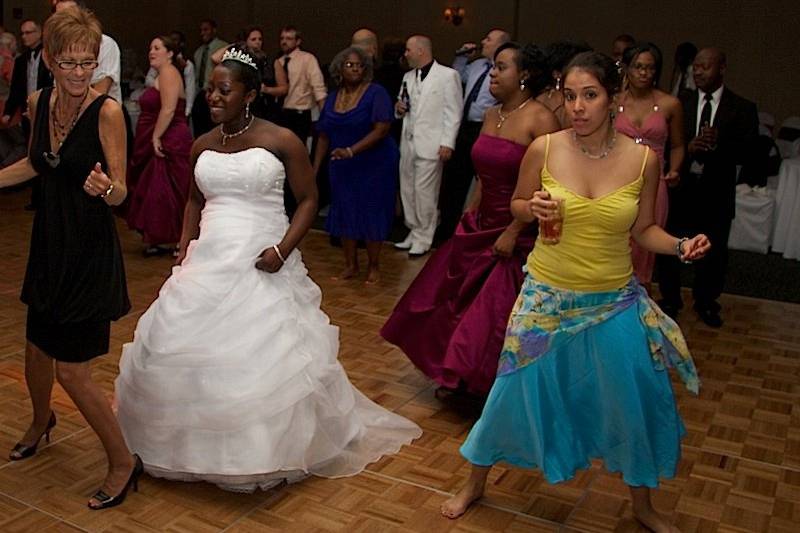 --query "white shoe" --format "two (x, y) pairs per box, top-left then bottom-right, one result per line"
(408, 243), (430, 257)
(394, 235), (414, 250)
